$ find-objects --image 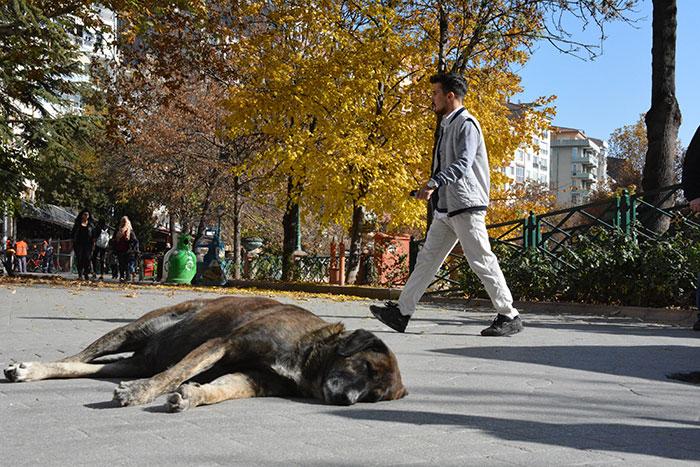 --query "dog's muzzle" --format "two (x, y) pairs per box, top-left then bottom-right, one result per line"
(322, 375), (361, 406)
